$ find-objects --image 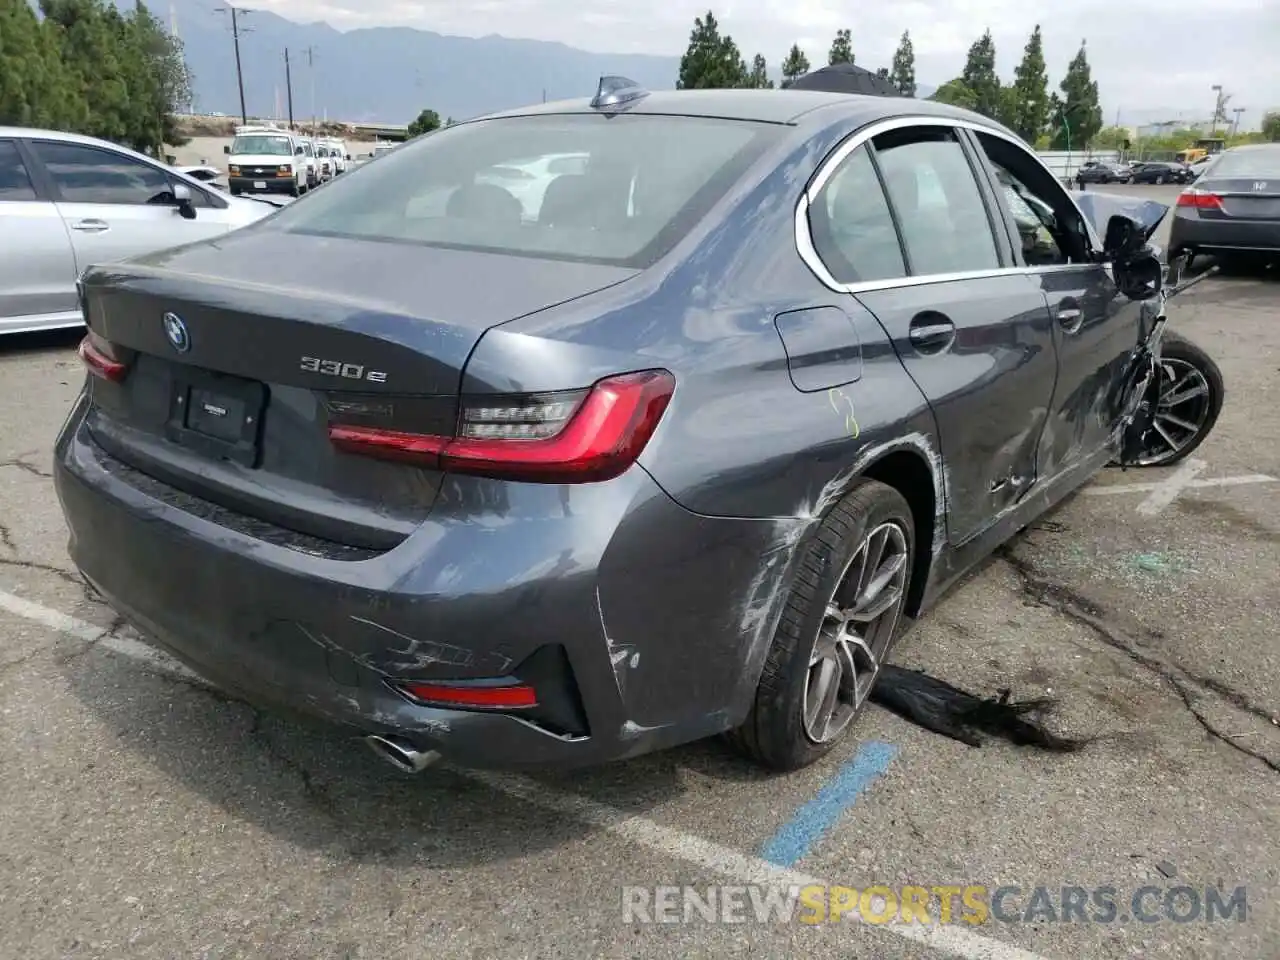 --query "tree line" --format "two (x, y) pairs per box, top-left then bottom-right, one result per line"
(0, 0), (193, 157)
(677, 11), (1280, 152)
